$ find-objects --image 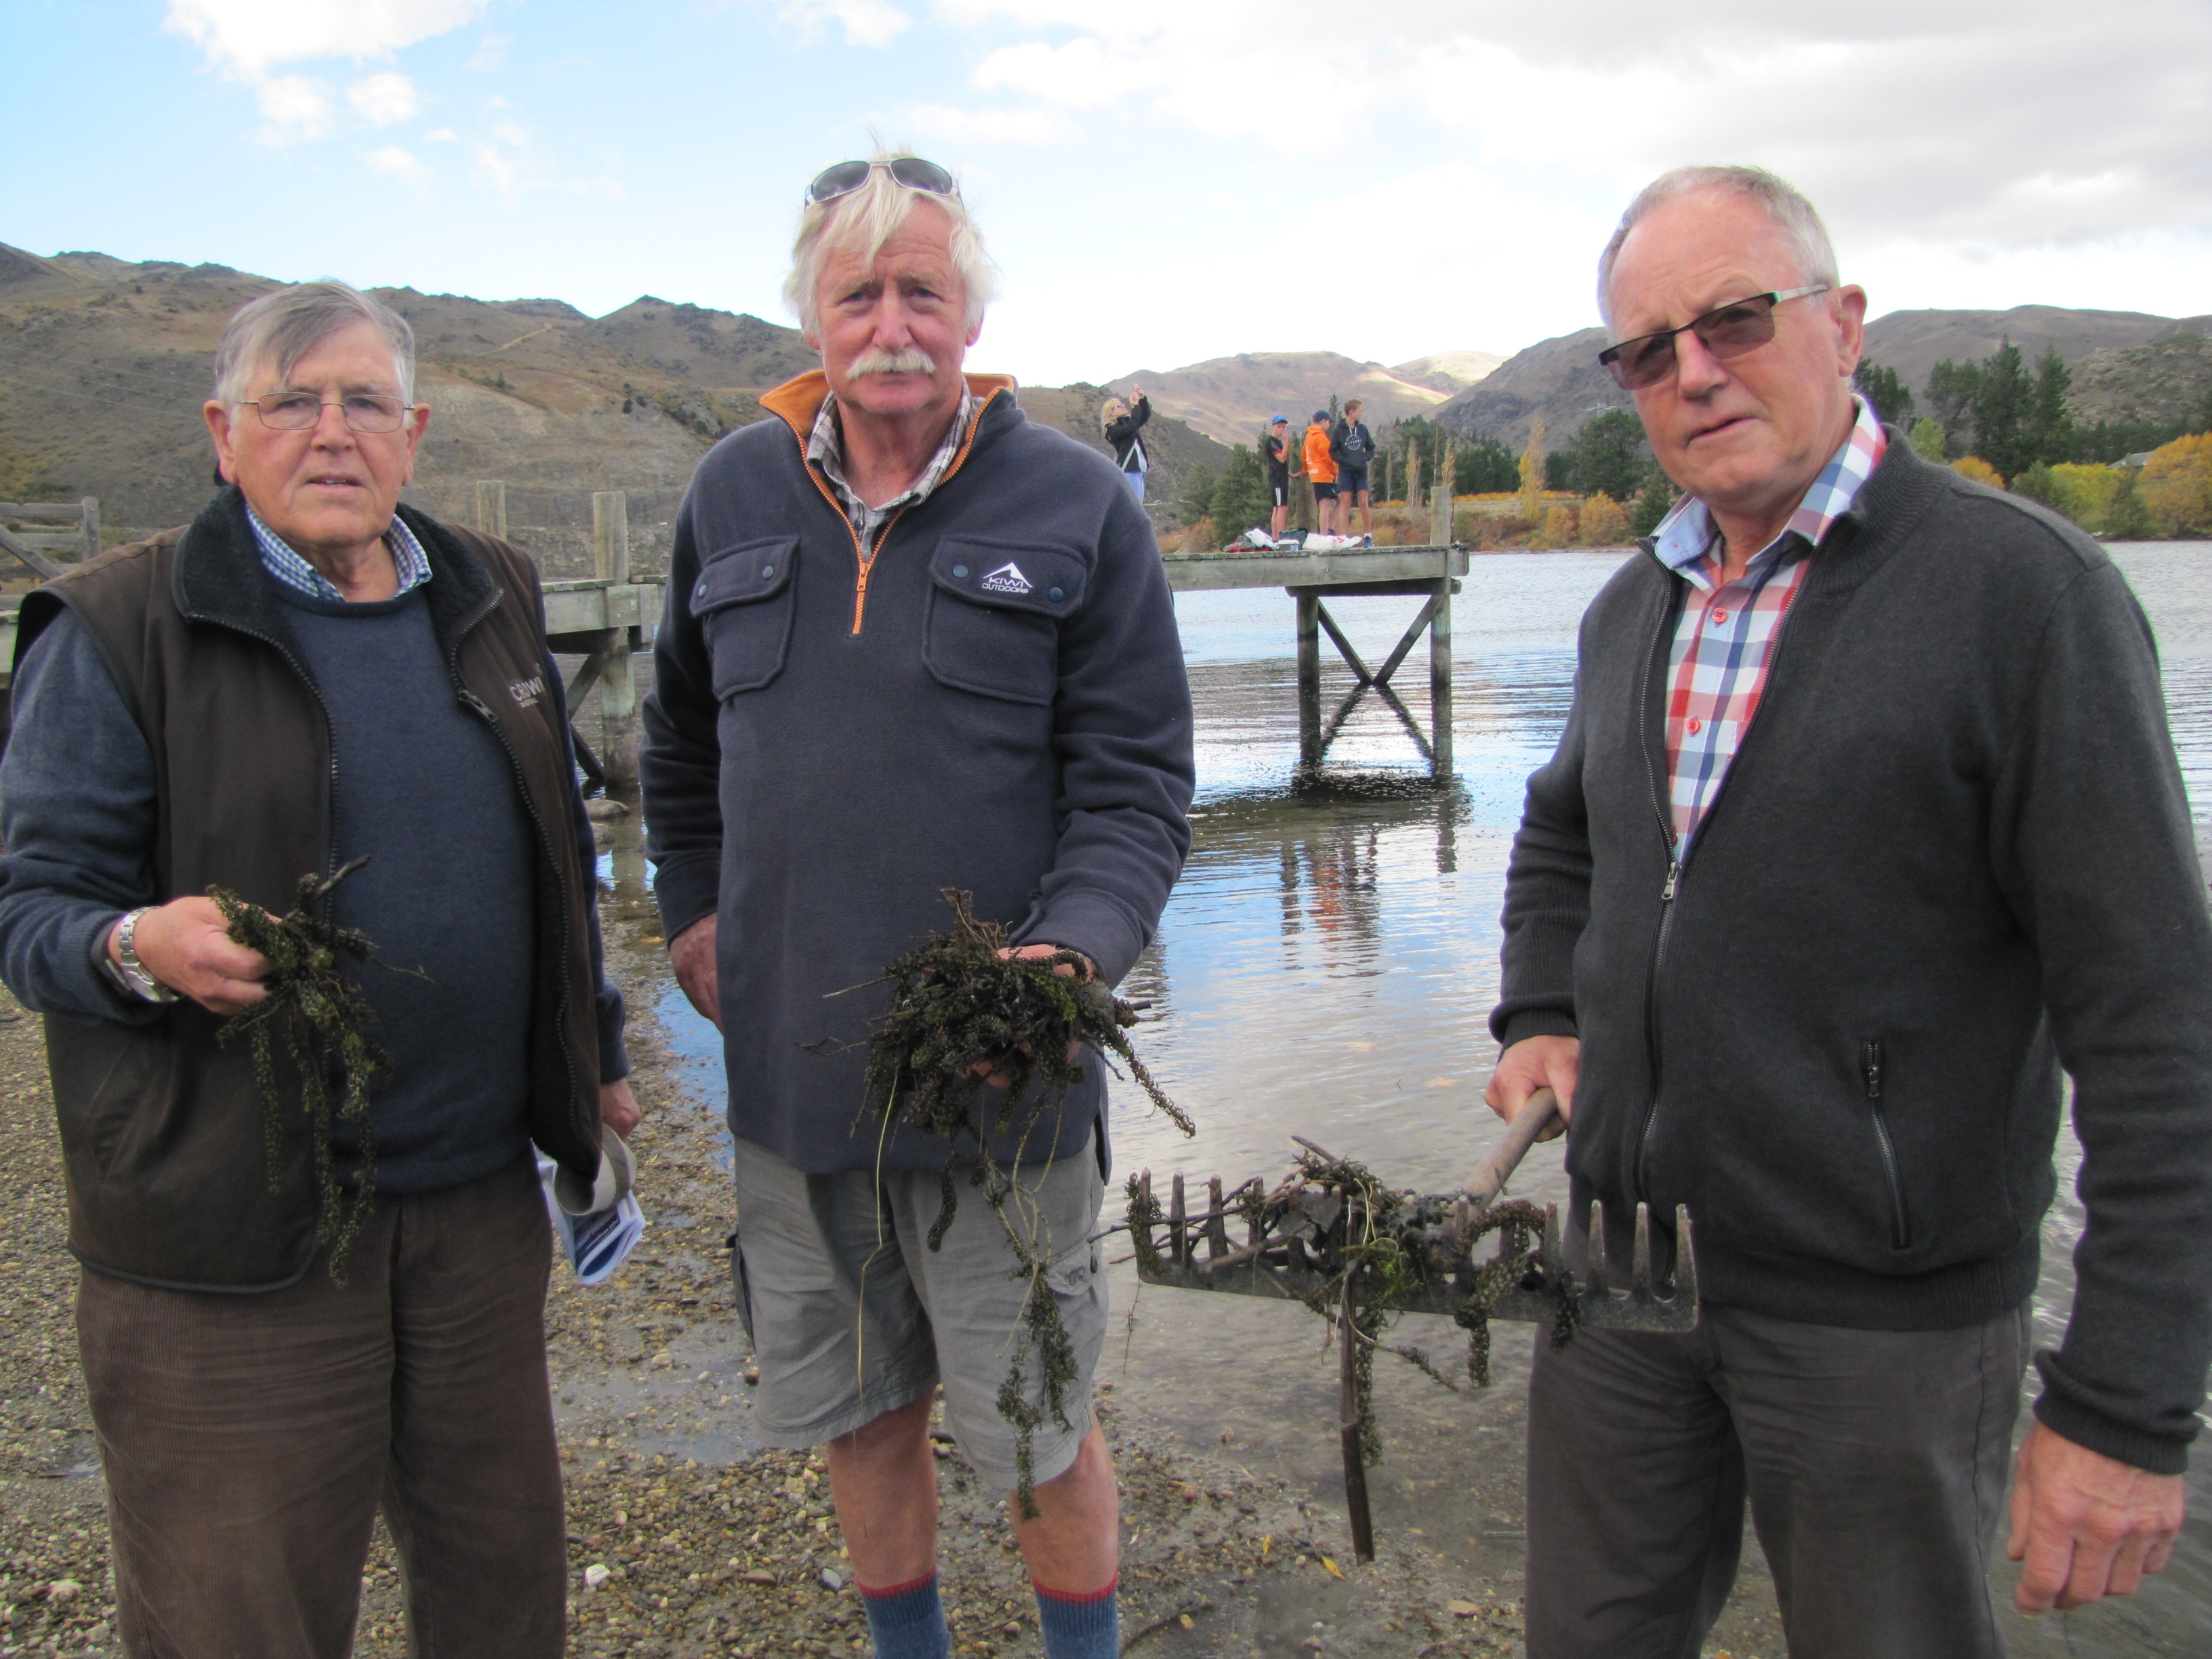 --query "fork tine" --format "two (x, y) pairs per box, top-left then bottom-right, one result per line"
(1673, 1204), (1698, 1305)
(1207, 1176), (1230, 1259)
(1542, 1203), (1563, 1277)
(1632, 1202), (1654, 1298)
(1586, 1200), (1610, 1295)
(1170, 1173), (1188, 1267)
